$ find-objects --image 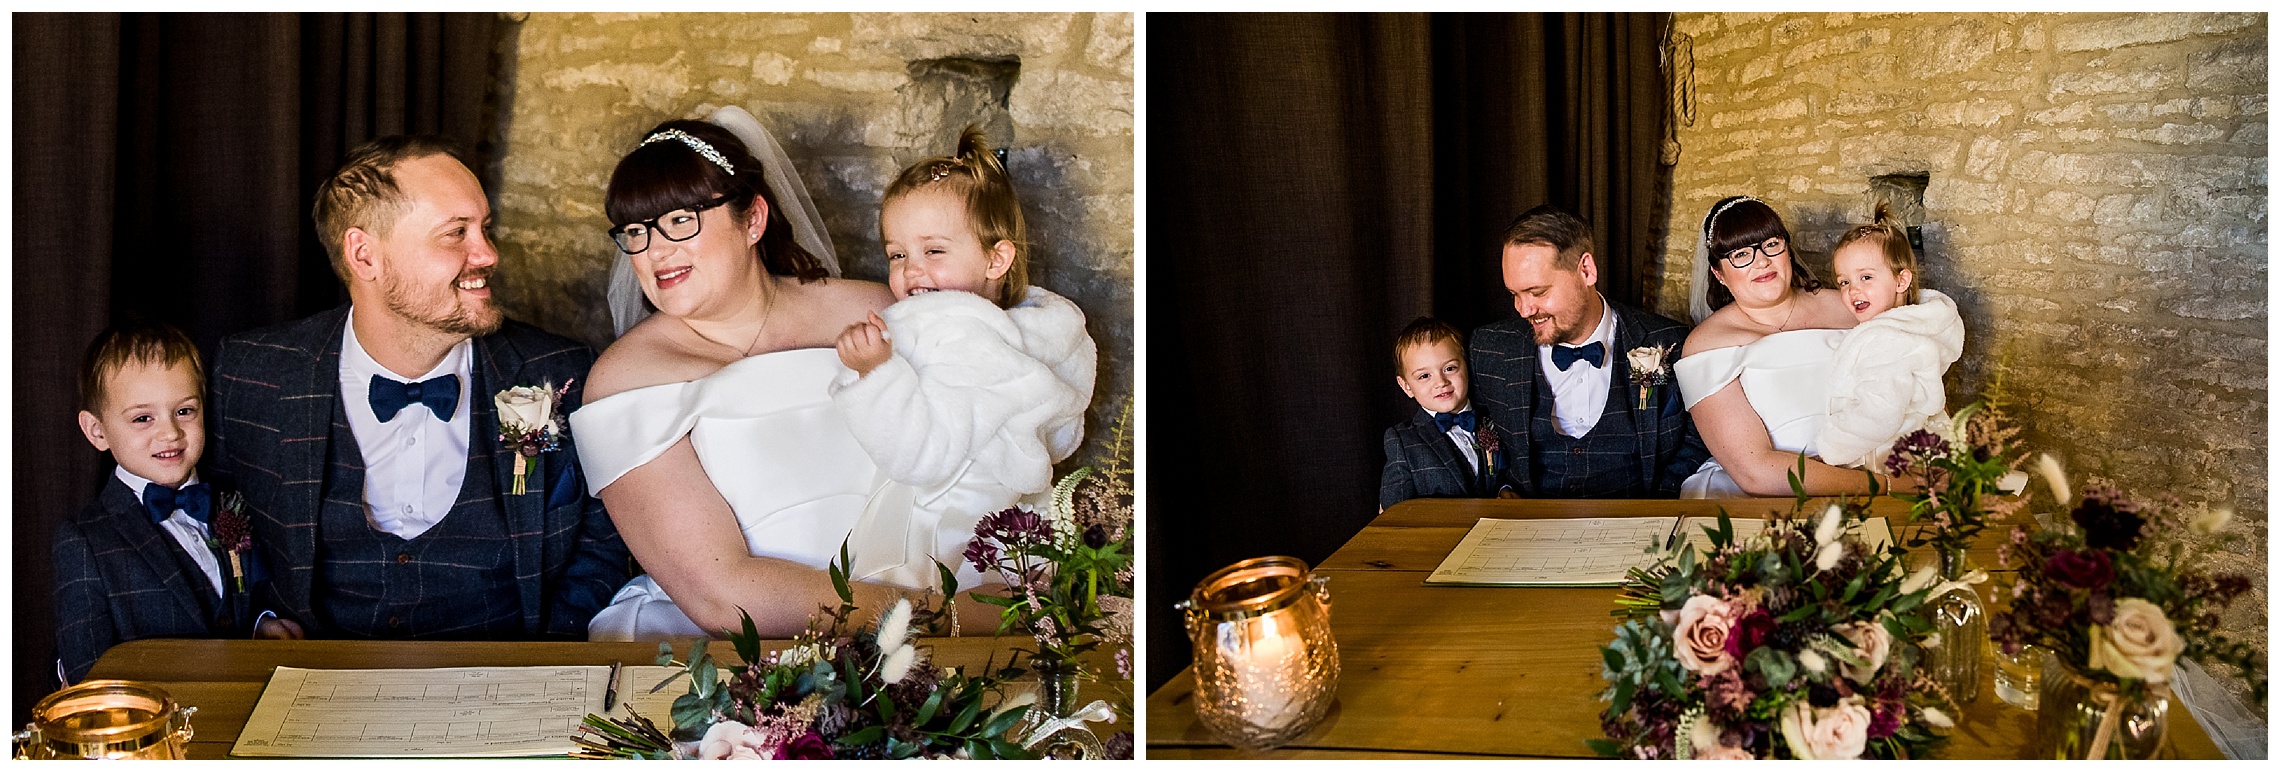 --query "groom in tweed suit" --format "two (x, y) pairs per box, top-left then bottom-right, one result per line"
(208, 136), (628, 639)
(1469, 206), (1710, 498)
